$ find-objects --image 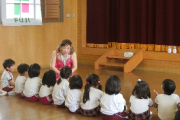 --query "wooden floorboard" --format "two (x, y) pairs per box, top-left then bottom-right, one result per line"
(1, 63), (180, 120)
